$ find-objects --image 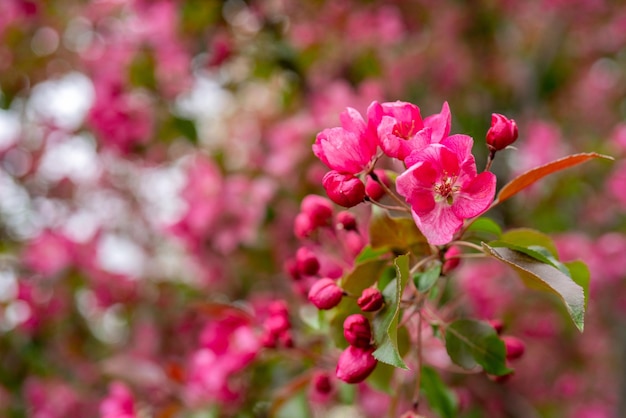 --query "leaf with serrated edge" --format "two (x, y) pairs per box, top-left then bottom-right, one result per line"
(445, 319), (511, 375)
(566, 260), (590, 309)
(372, 255), (409, 369)
(494, 153), (613, 206)
(341, 259), (388, 296)
(483, 243), (585, 331)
